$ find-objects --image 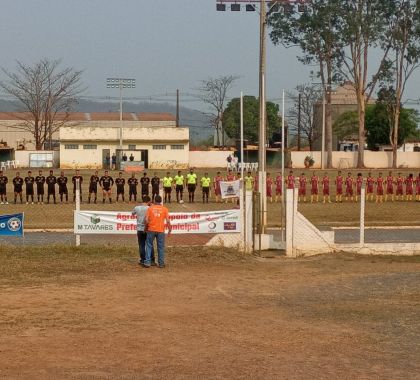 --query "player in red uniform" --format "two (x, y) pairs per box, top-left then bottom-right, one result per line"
(395, 173), (405, 201)
(366, 172), (375, 202)
(286, 170), (295, 190)
(335, 171), (344, 202)
(275, 173), (282, 202)
(298, 173), (307, 202)
(322, 172), (331, 203)
(355, 173), (363, 202)
(385, 171), (394, 202)
(376, 172), (385, 203)
(214, 171), (223, 203)
(266, 173), (273, 203)
(345, 172), (354, 202)
(225, 170), (236, 204)
(310, 172), (319, 203)
(405, 173), (414, 201)
(416, 173), (420, 202)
